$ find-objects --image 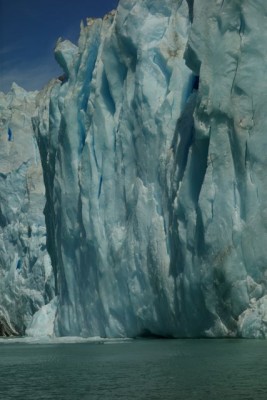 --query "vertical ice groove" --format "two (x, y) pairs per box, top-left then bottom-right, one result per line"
(98, 175), (103, 199)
